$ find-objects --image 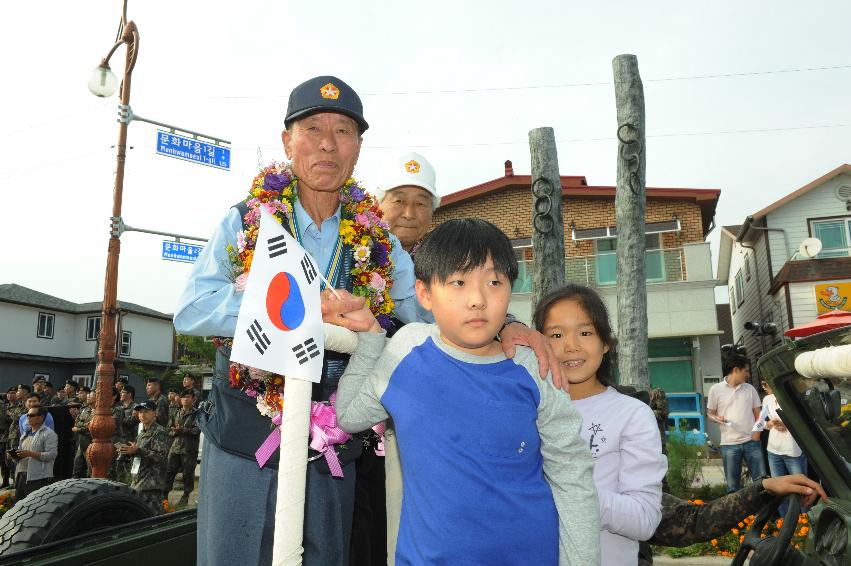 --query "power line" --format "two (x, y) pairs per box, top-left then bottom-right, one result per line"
(230, 122), (851, 151)
(2, 122), (847, 180)
(0, 147), (112, 181)
(209, 64), (851, 100)
(0, 102), (112, 139)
